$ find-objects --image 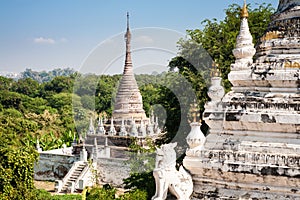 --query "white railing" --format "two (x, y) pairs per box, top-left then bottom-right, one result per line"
(55, 161), (86, 193)
(74, 163), (91, 190)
